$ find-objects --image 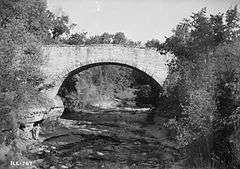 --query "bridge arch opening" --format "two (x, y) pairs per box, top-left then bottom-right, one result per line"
(55, 62), (163, 118)
(58, 62), (162, 94)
